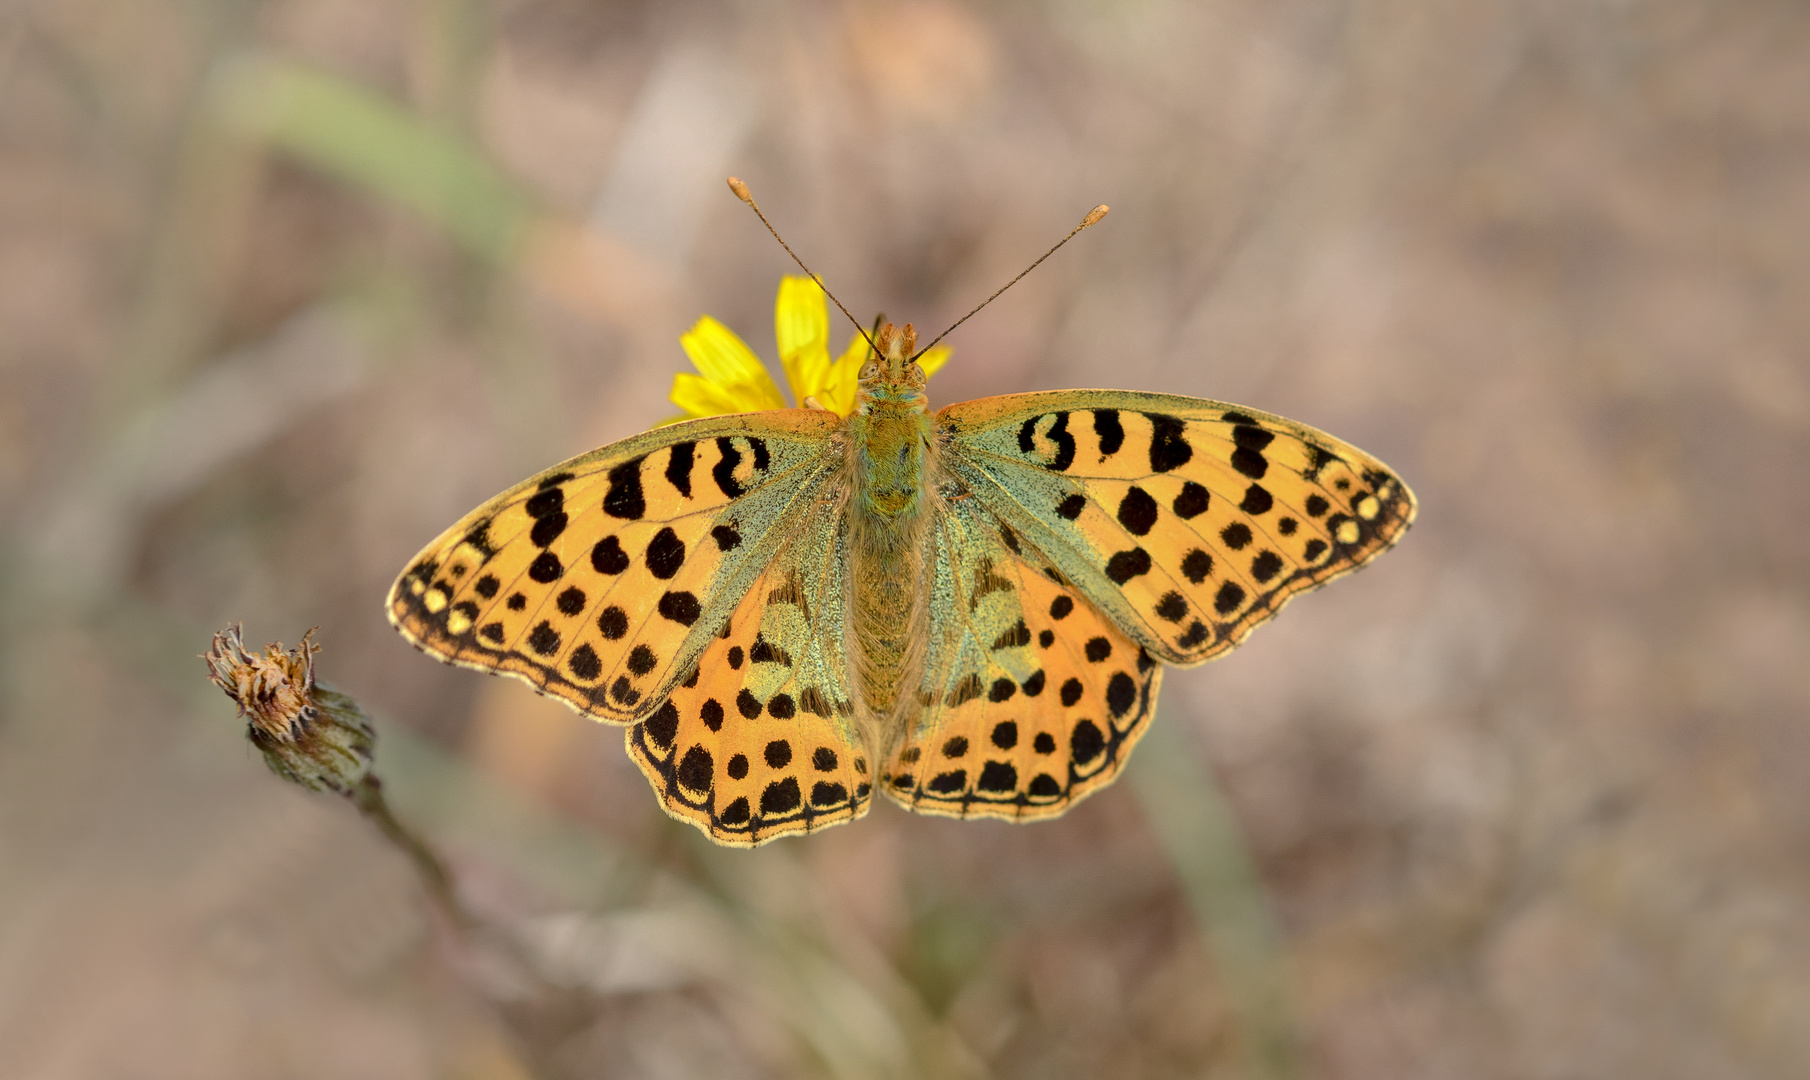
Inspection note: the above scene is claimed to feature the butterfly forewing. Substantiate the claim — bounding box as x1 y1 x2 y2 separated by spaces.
387 410 843 723
628 498 873 845
882 494 1162 820
939 391 1416 666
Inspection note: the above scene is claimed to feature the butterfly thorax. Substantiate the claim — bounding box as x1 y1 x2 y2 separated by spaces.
845 322 935 723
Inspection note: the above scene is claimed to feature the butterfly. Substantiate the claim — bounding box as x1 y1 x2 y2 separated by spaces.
388 330 1414 847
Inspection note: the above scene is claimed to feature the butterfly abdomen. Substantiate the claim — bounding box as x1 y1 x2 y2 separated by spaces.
846 391 935 721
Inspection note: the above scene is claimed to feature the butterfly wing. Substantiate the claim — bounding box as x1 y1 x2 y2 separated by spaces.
627 495 874 845
388 410 843 723
881 493 1162 820
938 391 1416 665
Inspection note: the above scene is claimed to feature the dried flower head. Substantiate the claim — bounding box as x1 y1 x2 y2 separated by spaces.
203 625 375 795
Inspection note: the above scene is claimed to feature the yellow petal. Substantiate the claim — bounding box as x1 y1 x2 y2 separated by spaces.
775 276 831 407
677 316 788 414
917 343 953 379
818 331 870 416
668 372 754 420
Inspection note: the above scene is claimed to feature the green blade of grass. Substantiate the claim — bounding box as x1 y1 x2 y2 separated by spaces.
209 52 536 261
1131 714 1303 1080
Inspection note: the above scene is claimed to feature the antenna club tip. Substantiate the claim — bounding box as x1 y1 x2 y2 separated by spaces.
727 177 754 204
1082 205 1110 227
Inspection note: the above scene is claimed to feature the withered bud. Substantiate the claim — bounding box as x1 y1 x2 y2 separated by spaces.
204 625 374 796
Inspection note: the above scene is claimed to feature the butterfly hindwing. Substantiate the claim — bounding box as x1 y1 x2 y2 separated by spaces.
387 410 843 723
939 391 1416 666
628 499 873 845
882 494 1162 820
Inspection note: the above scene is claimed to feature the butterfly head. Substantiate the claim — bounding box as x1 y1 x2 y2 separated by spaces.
857 322 928 412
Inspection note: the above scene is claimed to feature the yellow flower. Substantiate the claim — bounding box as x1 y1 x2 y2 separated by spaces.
667 276 951 421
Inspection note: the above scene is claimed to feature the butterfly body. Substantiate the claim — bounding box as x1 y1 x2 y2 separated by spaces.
845 325 938 729
390 324 1415 846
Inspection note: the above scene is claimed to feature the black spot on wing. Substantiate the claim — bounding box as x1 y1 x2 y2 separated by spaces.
1251 551 1283 583
1105 547 1152 584
1146 413 1193 472
928 770 966 794
713 437 745 497
644 699 678 748
604 458 646 520
592 536 630 574
1173 482 1210 519
658 590 701 625
1044 412 1076 471
677 745 712 792
524 486 563 519
568 644 602 680
977 761 1017 792
645 528 686 579
1071 720 1105 764
1117 487 1159 536
664 442 695 498
761 777 801 814
1181 549 1213 584
1093 409 1124 458
1230 425 1275 480
527 621 560 656
529 514 567 547
1105 672 1137 717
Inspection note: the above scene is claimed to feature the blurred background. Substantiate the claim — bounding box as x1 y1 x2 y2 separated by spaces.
2 0 1808 1077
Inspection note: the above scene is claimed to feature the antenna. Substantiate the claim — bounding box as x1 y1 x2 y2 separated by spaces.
912 204 1109 360
727 177 877 356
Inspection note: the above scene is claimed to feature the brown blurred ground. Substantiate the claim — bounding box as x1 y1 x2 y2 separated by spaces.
2 1 1808 1078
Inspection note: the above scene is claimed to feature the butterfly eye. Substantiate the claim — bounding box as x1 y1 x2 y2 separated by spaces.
906 361 925 381
859 362 880 381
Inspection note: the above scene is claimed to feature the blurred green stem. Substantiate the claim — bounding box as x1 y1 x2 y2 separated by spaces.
350 773 471 931
1131 715 1303 1080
